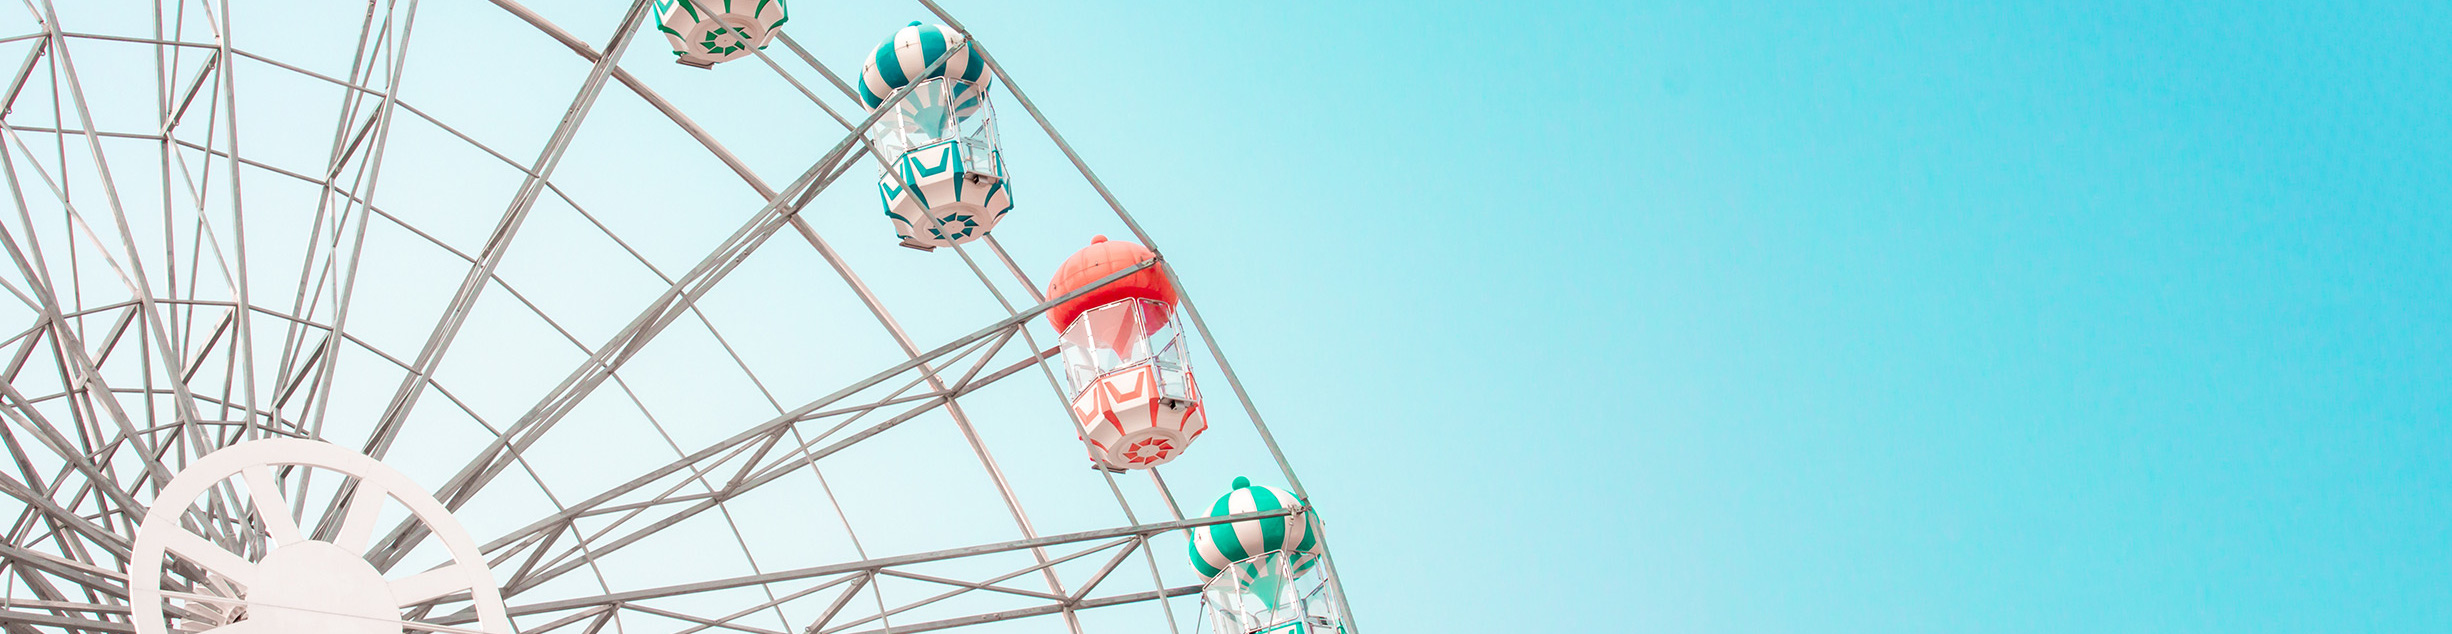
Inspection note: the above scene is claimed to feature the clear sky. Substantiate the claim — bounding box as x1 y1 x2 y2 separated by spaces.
922 0 2452 631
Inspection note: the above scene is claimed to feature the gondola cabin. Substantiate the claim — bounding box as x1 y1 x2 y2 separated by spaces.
1193 478 1349 634
1046 236 1205 470
861 22 1010 250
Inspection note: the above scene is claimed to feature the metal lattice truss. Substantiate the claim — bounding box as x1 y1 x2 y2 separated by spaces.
0 1 1349 633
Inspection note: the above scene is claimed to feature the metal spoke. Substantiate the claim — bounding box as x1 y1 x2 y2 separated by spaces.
361 0 654 460
464 260 1153 575
374 64 960 571
391 562 480 607
436 508 1298 625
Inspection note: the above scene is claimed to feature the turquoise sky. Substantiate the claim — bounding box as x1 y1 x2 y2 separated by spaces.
934 0 2452 631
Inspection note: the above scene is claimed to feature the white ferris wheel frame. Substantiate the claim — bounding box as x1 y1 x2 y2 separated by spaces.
0 0 1352 633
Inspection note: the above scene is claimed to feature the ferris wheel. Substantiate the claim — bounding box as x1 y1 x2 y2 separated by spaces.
0 2 1352 634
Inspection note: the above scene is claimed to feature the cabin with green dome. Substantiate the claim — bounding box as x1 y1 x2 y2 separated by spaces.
1194 477 1349 634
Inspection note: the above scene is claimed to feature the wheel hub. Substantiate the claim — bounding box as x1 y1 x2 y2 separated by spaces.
243 541 401 633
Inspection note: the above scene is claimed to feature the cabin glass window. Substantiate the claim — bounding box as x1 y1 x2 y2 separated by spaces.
1059 298 1189 398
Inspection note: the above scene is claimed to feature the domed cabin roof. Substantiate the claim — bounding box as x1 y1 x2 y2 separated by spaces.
858 21 991 110
1044 236 1175 331
1189 476 1322 580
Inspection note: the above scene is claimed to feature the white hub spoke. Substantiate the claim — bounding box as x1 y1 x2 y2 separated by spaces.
331 479 388 555
159 529 255 584
239 465 301 546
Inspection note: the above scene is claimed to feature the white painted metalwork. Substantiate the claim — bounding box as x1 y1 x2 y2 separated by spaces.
0 1 1350 633
129 438 511 634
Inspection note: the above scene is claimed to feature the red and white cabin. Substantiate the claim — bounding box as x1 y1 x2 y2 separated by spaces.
1046 237 1208 470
